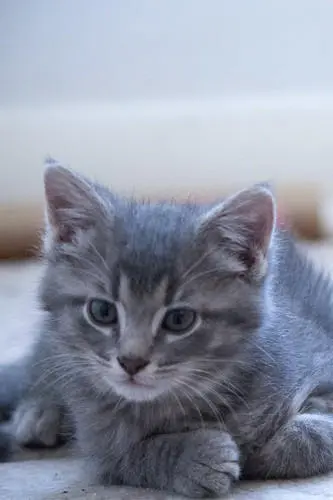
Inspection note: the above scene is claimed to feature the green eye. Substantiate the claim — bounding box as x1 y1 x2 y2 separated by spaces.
87 299 118 326
162 308 197 334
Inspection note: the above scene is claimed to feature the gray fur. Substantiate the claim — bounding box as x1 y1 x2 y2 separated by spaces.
2 164 333 496
0 361 29 459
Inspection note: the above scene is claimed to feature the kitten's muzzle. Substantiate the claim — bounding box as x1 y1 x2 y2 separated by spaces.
117 356 149 376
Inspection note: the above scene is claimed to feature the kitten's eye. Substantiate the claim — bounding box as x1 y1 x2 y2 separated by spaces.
87 299 118 326
162 308 197 334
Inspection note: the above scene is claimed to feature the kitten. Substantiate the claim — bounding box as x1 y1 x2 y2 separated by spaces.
2 163 333 497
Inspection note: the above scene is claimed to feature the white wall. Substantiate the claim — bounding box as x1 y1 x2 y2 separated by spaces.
1 0 333 203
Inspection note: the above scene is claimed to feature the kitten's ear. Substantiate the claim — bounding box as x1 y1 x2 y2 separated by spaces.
44 161 108 244
198 184 276 278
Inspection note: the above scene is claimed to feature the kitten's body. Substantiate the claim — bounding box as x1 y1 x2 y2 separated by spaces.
1 165 333 496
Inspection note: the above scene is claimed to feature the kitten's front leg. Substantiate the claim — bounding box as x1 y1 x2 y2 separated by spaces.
244 413 333 479
12 396 66 448
96 429 240 498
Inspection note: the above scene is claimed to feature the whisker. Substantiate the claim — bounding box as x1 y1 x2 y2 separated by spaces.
179 376 225 428
250 341 276 365
169 390 187 420
174 380 206 429
187 367 248 410
86 240 109 274
194 357 252 368
179 268 227 291
181 247 217 282
200 380 241 421
60 248 108 286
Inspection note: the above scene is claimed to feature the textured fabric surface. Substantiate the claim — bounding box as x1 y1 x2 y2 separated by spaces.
1 244 333 499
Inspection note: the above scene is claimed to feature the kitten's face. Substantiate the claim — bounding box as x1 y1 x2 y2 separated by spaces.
41 163 274 403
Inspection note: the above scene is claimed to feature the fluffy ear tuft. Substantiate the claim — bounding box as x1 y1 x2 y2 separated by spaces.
198 184 276 278
44 163 108 245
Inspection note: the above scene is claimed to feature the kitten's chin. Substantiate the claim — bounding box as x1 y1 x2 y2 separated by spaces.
112 381 167 402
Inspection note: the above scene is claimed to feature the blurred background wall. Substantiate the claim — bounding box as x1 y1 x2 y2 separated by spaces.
1 0 333 254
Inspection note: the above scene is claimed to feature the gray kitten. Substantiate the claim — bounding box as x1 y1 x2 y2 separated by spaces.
2 164 333 497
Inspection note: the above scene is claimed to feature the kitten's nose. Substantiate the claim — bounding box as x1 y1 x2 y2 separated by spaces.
117 356 149 376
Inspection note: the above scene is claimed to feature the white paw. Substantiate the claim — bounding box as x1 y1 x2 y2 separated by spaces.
12 398 62 447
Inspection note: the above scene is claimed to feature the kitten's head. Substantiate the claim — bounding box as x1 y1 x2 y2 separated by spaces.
41 163 275 403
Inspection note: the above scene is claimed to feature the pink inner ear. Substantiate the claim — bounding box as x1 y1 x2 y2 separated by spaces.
44 165 95 243
57 218 76 243
224 187 275 252
198 186 276 271
44 165 112 246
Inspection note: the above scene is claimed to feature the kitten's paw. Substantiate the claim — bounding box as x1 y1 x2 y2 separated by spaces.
174 430 240 498
12 398 62 448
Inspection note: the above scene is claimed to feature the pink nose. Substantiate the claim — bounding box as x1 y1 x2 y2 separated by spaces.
117 356 149 376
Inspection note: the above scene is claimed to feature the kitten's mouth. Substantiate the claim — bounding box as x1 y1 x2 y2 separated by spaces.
110 370 170 401
124 377 155 389
111 375 168 402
